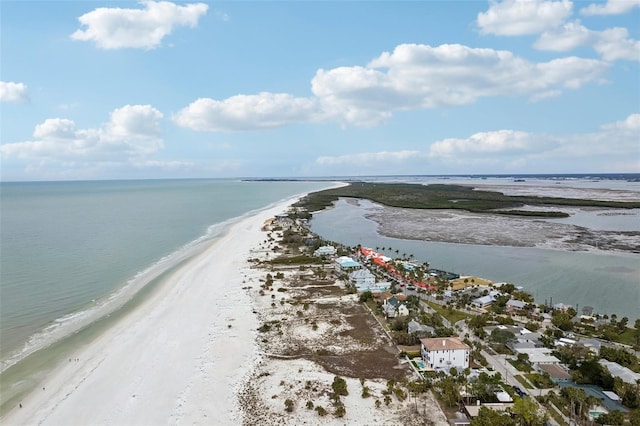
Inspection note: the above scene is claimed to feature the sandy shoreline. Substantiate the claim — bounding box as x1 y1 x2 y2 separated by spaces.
2 199 295 425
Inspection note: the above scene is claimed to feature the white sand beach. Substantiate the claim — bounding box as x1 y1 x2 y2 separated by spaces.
2 199 292 425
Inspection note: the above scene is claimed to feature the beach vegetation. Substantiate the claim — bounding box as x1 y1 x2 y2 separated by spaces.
306 400 314 409
315 405 327 416
284 399 294 412
361 386 371 398
332 376 348 396
333 403 346 418
294 182 640 218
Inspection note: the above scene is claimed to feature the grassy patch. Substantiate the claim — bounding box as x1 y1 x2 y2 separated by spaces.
514 375 534 389
509 359 532 372
525 373 554 389
425 300 471 325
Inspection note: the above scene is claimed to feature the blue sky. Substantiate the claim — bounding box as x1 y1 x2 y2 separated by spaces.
1 0 638 181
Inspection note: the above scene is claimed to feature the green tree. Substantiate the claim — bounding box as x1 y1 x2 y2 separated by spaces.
511 397 547 426
595 409 625 425
471 406 515 426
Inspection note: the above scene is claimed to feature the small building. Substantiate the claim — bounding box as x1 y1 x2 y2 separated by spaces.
384 295 409 318
472 295 495 309
513 347 560 365
349 269 375 288
537 363 571 381
506 299 527 312
334 256 361 272
408 320 435 336
599 360 640 385
314 245 336 257
420 337 470 371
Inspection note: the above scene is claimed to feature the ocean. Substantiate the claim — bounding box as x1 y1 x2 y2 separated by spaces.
0 179 331 409
310 175 640 320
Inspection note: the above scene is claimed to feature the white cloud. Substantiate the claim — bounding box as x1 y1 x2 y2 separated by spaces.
316 150 425 166
429 130 536 158
428 113 640 166
581 0 640 16
173 93 321 132
0 81 29 103
175 43 609 131
71 1 208 49
593 27 640 61
477 0 573 36
535 21 640 61
307 113 639 174
311 44 608 125
1 105 164 161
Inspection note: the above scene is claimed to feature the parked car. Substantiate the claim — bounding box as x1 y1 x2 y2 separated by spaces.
512 385 526 397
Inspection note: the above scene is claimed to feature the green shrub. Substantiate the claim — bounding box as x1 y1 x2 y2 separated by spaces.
332 376 348 396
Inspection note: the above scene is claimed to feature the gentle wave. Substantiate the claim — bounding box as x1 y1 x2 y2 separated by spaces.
0 213 243 373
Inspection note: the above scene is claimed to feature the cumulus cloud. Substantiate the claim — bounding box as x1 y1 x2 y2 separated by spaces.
71 0 208 49
1 105 164 161
477 0 573 36
535 21 640 61
175 43 608 131
173 92 321 132
428 113 640 167
307 113 639 174
581 0 640 16
429 130 536 158
0 81 29 103
311 44 608 125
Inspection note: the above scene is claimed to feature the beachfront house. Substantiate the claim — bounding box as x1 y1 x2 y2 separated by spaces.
314 245 336 257
420 337 470 371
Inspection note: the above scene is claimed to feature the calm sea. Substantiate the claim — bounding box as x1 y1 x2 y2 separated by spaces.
0 179 330 394
310 175 640 321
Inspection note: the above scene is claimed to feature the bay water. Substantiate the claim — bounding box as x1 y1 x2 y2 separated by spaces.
310 176 640 321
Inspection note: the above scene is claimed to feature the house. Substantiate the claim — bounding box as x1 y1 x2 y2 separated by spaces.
314 245 336 257
334 256 361 272
420 337 470 371
512 347 560 365
506 299 528 312
349 268 375 288
599 360 640 385
472 295 495 309
408 320 435 336
383 295 409 318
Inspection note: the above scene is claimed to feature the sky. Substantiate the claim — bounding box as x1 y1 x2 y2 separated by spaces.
1 0 639 181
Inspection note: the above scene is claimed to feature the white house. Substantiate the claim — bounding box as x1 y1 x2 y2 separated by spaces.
383 295 409 318
473 295 495 309
314 245 336 257
420 337 470 371
349 269 375 288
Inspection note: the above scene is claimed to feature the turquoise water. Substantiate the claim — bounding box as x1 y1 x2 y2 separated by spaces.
311 198 640 321
0 179 330 370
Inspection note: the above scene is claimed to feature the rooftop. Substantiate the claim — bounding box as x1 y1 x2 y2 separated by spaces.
421 337 470 351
